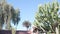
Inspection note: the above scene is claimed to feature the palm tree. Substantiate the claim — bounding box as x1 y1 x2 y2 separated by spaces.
23 21 31 30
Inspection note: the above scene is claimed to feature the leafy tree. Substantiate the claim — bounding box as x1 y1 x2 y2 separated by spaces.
33 1 60 34
23 21 31 30
0 0 20 30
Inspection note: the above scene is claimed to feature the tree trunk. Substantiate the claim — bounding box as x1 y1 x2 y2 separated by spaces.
55 27 59 34
6 16 11 30
11 28 16 34
0 23 2 30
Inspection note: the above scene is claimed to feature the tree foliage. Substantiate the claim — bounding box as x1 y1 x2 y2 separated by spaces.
23 21 31 30
33 1 60 32
0 0 20 30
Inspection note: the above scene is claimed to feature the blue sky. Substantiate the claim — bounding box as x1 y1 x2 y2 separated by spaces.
7 0 60 30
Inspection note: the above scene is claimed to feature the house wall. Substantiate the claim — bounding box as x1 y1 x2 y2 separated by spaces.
0 30 12 34
0 30 31 34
